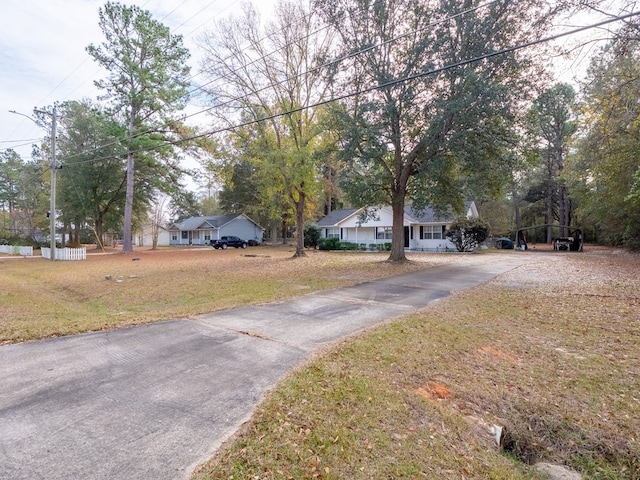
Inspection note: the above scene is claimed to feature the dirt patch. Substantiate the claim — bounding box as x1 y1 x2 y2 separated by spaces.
415 381 452 400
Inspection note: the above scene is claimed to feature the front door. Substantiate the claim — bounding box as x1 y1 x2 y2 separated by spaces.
404 226 410 248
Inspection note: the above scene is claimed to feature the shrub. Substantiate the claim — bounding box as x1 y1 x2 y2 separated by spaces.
339 242 358 251
304 224 321 248
445 217 490 252
318 237 341 250
623 223 640 251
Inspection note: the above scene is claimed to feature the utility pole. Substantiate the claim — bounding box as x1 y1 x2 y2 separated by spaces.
9 107 58 261
49 107 57 261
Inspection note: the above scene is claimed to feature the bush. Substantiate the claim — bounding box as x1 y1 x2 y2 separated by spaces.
318 237 341 250
304 224 321 248
339 241 358 251
368 243 390 252
623 223 640 251
446 217 490 252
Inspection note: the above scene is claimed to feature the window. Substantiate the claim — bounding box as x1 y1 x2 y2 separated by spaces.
419 225 445 239
376 227 392 240
181 231 188 239
326 228 340 238
171 233 177 241
204 234 211 241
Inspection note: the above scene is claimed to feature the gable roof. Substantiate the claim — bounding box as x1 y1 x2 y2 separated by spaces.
317 208 361 227
170 213 258 231
404 205 454 223
318 206 416 227
405 201 477 224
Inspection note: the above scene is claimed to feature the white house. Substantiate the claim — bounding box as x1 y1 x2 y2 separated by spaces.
168 213 264 246
317 202 479 251
137 225 171 247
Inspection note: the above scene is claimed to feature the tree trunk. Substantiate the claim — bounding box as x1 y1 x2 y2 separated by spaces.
61 224 67 248
95 214 104 250
122 109 136 254
557 148 569 237
293 190 306 257
388 194 407 262
546 155 554 244
559 183 569 236
281 220 287 245
512 187 522 232
122 152 134 253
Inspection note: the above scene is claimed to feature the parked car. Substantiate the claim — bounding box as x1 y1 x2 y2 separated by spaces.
247 239 260 246
494 237 514 249
210 235 248 249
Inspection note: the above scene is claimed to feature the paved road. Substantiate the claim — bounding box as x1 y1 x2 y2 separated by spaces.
0 254 537 480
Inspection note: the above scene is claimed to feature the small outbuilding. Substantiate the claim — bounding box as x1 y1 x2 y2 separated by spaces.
168 213 263 246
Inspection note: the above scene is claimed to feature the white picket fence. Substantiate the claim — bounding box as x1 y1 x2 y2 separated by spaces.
41 247 86 261
0 245 33 256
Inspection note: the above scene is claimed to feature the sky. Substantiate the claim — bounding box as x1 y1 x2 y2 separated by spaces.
0 0 635 165
0 0 277 161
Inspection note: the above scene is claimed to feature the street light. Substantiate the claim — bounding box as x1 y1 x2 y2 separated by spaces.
9 107 59 261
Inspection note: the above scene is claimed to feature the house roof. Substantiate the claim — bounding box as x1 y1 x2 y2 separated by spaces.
317 208 361 227
405 205 452 223
405 201 476 223
171 213 256 231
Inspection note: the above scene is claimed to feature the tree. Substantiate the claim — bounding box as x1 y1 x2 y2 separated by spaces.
0 149 23 225
169 190 201 221
55 100 129 246
146 192 168 250
446 217 490 252
316 0 559 262
199 0 334 256
526 83 577 242
218 160 262 216
87 2 191 253
572 21 640 248
0 149 47 241
304 223 321 248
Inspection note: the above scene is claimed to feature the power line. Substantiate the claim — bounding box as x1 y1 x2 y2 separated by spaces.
182 9 640 141
187 0 501 116
59 1 500 165
60 9 640 170
0 138 41 144
21 1 235 118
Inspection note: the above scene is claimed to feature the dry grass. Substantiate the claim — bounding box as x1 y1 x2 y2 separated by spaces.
0 245 454 344
3 244 638 478
193 247 640 480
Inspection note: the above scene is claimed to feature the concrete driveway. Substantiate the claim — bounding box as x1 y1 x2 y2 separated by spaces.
0 253 536 480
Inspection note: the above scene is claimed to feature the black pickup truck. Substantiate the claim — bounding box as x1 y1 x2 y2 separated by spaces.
209 235 248 249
